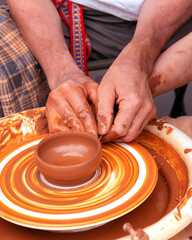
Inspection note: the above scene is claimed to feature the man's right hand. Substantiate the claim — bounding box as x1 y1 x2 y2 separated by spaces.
46 71 98 136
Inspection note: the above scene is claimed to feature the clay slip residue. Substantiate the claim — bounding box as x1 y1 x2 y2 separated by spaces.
149 74 161 95
174 188 192 221
184 148 192 154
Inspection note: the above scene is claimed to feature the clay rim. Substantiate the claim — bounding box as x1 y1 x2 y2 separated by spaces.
34 131 102 180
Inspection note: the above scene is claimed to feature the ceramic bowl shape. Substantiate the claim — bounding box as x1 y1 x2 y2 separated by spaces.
35 131 102 183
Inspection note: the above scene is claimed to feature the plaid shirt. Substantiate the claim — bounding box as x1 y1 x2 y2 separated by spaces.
0 8 50 118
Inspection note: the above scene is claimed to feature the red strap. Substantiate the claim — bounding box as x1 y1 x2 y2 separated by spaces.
52 0 91 75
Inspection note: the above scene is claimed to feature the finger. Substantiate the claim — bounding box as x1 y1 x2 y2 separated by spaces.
107 97 141 139
117 103 156 142
86 81 98 122
46 91 85 132
102 107 155 143
101 91 149 143
63 83 97 135
97 82 115 135
86 81 98 107
100 126 119 143
45 102 70 133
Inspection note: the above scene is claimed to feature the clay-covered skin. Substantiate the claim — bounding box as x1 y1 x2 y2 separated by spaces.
35 131 102 182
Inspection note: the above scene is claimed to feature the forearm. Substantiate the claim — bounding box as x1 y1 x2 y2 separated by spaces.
124 0 192 75
7 0 79 89
149 33 192 97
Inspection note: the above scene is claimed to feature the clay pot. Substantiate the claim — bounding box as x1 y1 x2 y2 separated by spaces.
35 131 102 183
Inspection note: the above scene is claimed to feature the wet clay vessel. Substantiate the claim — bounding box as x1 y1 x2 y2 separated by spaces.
35 131 102 183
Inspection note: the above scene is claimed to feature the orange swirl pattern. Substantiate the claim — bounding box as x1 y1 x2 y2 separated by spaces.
0 135 157 231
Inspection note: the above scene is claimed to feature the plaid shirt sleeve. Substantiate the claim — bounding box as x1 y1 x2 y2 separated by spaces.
0 8 50 118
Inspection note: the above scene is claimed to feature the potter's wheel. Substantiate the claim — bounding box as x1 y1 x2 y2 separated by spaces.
0 134 157 232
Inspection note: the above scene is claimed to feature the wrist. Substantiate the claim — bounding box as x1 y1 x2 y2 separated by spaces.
122 40 156 76
46 50 81 90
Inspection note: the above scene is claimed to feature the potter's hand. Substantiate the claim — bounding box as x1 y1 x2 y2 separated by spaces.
97 43 156 142
46 71 98 136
